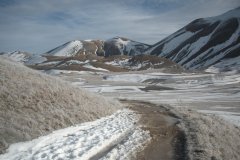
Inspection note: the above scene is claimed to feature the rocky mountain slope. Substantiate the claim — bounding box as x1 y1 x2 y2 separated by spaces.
146 7 240 70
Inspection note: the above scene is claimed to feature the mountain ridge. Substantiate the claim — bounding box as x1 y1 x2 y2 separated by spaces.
145 6 240 70
43 37 150 57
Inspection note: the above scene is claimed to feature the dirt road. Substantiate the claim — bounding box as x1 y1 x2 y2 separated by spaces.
121 100 187 160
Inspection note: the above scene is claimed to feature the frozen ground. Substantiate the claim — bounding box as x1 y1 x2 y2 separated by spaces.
47 69 240 126
0 109 150 160
2 65 239 159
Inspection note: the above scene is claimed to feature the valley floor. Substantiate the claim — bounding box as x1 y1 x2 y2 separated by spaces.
1 68 240 159
49 69 240 126
46 68 240 159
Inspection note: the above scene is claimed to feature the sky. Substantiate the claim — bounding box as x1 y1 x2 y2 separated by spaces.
0 0 239 54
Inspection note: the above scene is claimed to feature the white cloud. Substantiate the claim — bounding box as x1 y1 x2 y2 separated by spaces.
0 0 239 53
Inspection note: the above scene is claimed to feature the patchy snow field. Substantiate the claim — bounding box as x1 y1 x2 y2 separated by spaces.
0 110 150 160
47 69 240 126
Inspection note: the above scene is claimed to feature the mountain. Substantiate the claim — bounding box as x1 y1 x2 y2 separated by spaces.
146 7 240 70
104 37 150 56
44 40 105 57
0 51 47 65
206 56 240 73
0 51 33 63
43 37 150 57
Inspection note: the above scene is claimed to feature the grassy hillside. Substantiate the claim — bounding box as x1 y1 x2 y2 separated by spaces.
0 57 122 153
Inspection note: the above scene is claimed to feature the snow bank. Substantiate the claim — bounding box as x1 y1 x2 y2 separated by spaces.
0 57 121 153
0 109 150 160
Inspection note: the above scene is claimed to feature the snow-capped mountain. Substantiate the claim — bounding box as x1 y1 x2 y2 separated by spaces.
146 7 240 70
104 37 150 56
45 40 83 57
0 51 33 63
0 51 47 65
44 40 105 57
43 37 150 57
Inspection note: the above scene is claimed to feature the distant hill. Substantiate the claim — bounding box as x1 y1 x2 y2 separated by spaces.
0 51 32 63
0 51 46 65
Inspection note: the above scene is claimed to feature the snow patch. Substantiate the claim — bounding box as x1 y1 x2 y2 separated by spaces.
44 69 95 76
0 109 150 160
83 64 109 72
104 74 157 83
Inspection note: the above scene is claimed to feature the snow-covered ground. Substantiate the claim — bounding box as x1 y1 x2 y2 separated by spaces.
83 64 109 72
49 70 240 126
2 66 239 159
105 59 129 67
0 109 150 160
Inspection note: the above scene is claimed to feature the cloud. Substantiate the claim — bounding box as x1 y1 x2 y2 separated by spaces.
0 0 239 53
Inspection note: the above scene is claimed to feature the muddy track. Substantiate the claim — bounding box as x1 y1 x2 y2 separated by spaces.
120 100 188 160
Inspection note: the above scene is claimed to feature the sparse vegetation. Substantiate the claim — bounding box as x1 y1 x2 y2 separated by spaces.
0 58 122 153
174 108 240 160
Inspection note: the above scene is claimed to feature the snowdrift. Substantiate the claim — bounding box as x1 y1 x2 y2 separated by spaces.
0 58 121 153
